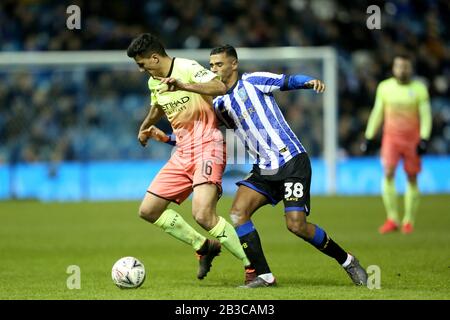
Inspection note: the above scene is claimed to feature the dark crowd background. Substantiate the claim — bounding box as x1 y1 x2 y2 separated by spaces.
0 0 448 163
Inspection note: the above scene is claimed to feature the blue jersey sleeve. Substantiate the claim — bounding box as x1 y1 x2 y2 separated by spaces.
242 72 286 93
281 74 315 91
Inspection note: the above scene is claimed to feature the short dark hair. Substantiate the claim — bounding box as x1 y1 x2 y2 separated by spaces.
210 44 238 60
127 33 167 58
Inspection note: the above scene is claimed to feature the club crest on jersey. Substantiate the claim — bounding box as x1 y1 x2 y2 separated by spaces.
238 88 248 102
408 89 415 97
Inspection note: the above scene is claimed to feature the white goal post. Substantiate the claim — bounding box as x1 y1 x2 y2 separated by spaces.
0 47 338 194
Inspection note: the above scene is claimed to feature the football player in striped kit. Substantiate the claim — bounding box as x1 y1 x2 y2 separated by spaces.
209 45 368 288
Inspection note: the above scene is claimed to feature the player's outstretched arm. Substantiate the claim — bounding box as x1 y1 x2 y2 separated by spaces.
154 76 226 96
281 74 325 93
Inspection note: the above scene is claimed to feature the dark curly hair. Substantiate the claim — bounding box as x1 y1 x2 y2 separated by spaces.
127 33 167 58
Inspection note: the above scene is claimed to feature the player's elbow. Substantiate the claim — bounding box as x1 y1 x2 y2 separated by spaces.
213 80 227 96
217 81 227 96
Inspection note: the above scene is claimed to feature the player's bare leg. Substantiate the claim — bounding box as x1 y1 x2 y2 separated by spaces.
192 183 251 279
380 166 400 233
403 174 419 233
190 183 221 279
139 192 209 266
230 185 275 287
139 192 170 223
192 183 221 230
285 210 368 286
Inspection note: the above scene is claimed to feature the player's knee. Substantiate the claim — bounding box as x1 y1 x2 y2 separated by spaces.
385 168 395 180
138 204 159 223
229 205 250 227
192 206 215 230
138 206 151 221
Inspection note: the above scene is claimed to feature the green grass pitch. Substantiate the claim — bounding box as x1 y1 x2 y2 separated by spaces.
1 195 449 300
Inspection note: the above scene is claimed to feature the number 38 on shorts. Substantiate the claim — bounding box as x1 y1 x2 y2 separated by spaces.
284 182 304 199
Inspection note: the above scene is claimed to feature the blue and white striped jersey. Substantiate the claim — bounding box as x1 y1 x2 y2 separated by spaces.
213 72 306 170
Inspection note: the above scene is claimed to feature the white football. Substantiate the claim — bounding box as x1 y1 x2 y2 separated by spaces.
111 257 146 289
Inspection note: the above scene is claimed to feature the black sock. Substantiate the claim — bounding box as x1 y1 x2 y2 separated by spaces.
238 228 271 275
317 235 348 265
307 224 348 265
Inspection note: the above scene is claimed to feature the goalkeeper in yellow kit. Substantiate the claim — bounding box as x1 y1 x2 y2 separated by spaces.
361 55 432 234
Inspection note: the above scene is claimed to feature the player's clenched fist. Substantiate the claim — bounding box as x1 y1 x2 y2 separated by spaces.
154 76 182 93
138 125 171 147
138 128 151 147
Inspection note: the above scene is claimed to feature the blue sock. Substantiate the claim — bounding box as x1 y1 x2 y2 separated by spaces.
308 224 326 247
235 220 255 237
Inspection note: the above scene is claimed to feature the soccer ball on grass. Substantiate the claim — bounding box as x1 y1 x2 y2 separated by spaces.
111 257 146 289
